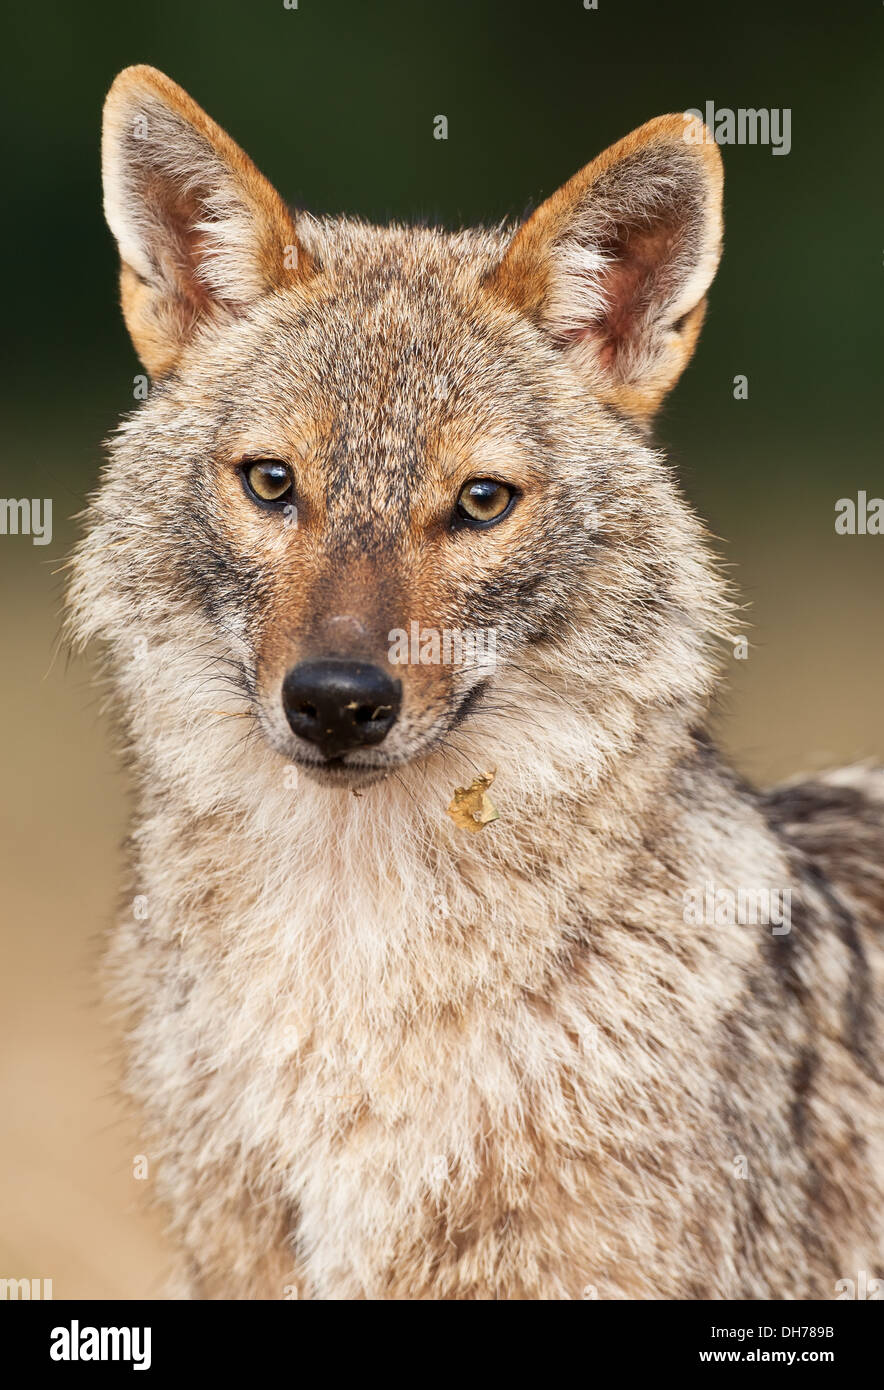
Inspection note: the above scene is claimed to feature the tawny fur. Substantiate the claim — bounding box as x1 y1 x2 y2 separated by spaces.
67 67 882 1300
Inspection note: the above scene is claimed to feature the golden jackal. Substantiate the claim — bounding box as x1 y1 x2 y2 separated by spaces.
68 66 883 1299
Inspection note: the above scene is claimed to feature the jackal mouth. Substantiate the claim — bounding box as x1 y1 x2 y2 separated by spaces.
288 753 393 790
282 680 492 788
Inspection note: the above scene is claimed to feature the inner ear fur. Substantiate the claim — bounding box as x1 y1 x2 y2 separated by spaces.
488 114 723 423
102 65 313 376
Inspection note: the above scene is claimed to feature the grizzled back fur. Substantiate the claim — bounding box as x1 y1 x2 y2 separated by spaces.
67 67 882 1299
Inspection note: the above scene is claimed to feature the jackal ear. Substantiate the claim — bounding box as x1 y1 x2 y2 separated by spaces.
489 114 723 423
102 66 312 377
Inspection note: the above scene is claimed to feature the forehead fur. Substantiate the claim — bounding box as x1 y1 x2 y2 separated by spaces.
167 217 588 526
182 216 548 408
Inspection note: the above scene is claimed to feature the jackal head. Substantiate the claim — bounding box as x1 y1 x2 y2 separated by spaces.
72 66 726 793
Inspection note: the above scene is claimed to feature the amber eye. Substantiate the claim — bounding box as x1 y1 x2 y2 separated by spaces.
241 460 294 506
454 479 516 528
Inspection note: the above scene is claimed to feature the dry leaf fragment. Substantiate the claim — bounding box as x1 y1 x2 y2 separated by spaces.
446 770 499 833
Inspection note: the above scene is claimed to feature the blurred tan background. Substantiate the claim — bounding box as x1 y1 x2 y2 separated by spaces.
1 0 881 1299
0 523 170 1297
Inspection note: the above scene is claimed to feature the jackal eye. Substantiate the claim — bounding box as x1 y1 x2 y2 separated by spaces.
241 460 294 506
455 479 515 528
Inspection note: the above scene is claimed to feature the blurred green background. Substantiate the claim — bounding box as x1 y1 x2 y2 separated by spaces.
3 0 882 514
0 0 881 1296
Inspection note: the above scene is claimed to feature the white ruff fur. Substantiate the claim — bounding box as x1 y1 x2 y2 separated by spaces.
88 594 797 1298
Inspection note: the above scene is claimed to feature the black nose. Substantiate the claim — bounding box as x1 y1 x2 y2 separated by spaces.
282 660 402 758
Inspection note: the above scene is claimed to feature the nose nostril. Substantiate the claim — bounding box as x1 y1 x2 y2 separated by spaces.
352 704 392 725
